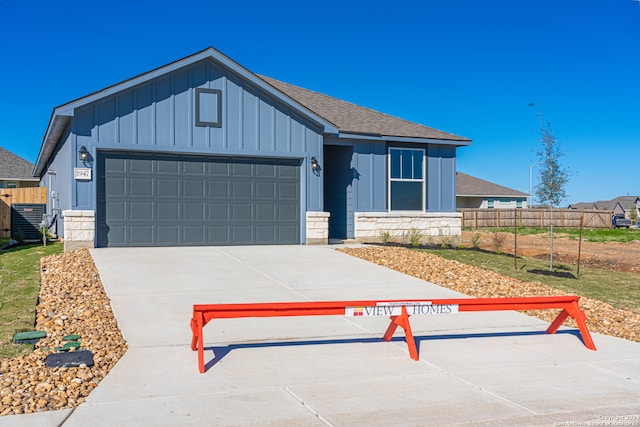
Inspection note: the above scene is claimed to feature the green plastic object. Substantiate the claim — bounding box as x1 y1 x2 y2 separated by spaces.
55 342 80 352
13 331 46 341
63 341 80 349
63 334 81 341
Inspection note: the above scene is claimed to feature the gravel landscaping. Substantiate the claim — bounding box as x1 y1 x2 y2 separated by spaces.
0 249 127 416
339 246 639 344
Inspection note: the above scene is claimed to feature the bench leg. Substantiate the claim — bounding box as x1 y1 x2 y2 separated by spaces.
567 302 597 351
190 317 198 351
547 303 597 351
191 312 206 373
546 309 570 335
383 307 419 361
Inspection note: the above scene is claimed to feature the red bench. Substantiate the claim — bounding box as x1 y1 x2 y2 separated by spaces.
190 296 596 373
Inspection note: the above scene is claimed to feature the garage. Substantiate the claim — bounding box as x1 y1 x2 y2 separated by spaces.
96 152 300 247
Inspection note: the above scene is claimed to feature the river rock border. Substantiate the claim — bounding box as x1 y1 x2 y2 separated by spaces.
0 249 127 416
338 246 639 343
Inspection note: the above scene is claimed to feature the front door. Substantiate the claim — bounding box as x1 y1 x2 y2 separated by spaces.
323 145 353 239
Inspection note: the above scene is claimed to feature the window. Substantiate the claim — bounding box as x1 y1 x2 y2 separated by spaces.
195 88 222 127
487 199 494 209
6 182 17 189
516 200 523 208
388 148 425 211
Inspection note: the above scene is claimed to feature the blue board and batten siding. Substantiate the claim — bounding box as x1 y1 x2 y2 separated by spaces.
427 144 457 212
64 59 324 225
42 127 73 233
324 139 457 238
334 139 457 213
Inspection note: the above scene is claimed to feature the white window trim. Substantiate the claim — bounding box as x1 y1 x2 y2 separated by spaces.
388 147 426 211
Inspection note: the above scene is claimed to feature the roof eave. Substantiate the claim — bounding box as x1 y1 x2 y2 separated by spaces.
336 132 472 146
457 193 529 198
34 113 71 177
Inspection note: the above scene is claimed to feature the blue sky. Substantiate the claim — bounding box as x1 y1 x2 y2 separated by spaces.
1 0 638 205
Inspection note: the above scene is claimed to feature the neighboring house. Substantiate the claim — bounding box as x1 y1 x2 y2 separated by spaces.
34 47 471 250
567 202 597 211
569 196 640 219
0 147 39 188
456 172 528 209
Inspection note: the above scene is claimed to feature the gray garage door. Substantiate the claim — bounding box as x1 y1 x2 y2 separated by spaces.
96 152 300 247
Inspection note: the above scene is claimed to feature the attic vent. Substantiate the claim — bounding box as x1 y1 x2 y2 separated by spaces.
195 88 222 127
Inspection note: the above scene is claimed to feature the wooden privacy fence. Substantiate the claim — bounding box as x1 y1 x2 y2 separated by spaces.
0 187 46 238
459 208 611 229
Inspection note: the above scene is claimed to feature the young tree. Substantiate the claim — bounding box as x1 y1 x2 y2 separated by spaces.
532 107 569 271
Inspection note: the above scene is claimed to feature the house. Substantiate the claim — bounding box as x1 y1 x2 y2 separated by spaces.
456 172 529 209
567 202 597 211
0 147 39 188
569 196 640 219
34 47 471 250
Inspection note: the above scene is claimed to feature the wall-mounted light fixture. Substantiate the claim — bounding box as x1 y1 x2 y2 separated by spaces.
310 156 319 172
79 146 88 162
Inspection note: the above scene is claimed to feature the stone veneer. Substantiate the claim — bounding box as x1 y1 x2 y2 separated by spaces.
62 210 95 251
58 210 457 249
354 212 462 244
306 211 330 245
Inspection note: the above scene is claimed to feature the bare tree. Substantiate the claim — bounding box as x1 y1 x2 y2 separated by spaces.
530 103 569 271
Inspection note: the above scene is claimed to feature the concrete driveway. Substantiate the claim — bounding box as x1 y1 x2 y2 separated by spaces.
6 245 640 426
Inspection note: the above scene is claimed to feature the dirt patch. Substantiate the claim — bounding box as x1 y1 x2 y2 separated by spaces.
462 231 640 274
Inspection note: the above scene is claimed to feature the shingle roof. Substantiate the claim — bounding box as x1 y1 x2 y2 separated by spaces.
259 75 470 143
456 172 528 197
570 196 640 211
567 202 597 210
598 196 640 211
0 147 37 180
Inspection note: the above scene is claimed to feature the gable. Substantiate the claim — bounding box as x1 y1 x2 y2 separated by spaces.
35 47 337 176
71 59 324 154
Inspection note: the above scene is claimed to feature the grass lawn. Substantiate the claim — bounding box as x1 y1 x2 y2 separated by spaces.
472 226 640 243
425 247 640 314
0 242 63 358
558 227 640 242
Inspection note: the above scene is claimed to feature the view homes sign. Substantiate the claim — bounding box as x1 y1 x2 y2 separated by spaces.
345 302 459 317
